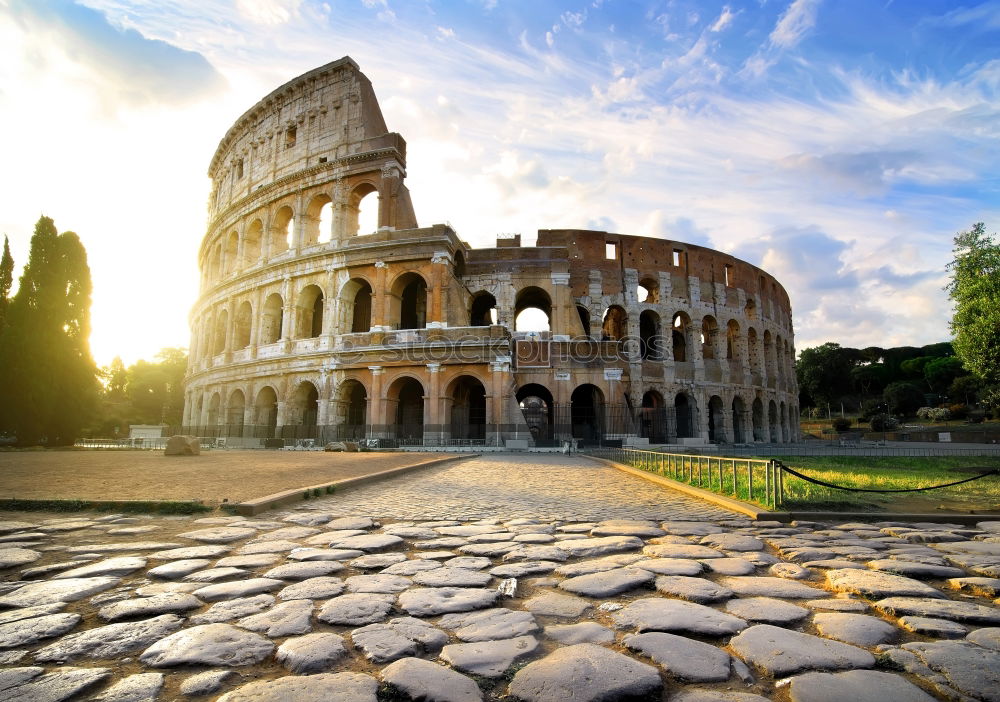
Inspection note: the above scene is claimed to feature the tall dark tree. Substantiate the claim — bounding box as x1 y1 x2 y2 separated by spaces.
0 236 12 330
0 216 98 445
947 222 1000 385
795 342 858 407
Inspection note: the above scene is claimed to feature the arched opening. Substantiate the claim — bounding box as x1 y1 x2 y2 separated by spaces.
234 301 252 349
732 397 747 443
672 312 690 362
388 377 424 440
752 398 765 441
514 287 551 332
638 276 659 303
350 184 379 237
675 392 696 439
295 285 324 338
577 306 591 337
254 387 278 435
224 231 238 275
338 278 372 334
293 382 320 429
336 379 367 439
449 376 487 441
271 206 294 254
262 293 283 344
227 390 246 429
304 194 333 246
243 219 263 265
744 298 757 320
213 309 228 355
747 327 761 377
780 401 788 443
640 390 667 443
601 306 627 341
517 383 554 444
454 251 466 278
726 319 740 360
764 330 776 379
768 400 779 442
470 292 498 327
207 393 221 426
701 316 718 360
211 244 222 282
707 395 725 443
392 273 427 330
571 384 605 443
639 310 661 360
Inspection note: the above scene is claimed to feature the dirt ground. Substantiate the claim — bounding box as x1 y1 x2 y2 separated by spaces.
0 449 452 505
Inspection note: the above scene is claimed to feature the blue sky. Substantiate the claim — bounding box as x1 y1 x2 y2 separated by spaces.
1 0 998 365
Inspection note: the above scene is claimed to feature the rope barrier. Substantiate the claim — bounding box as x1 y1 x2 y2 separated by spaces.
778 464 1000 493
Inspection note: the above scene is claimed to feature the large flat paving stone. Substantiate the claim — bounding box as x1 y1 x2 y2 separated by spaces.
177 527 257 543
0 549 41 569
216 672 378 702
787 670 936 702
643 544 724 559
826 569 944 598
412 567 491 587
655 575 732 603
553 536 644 557
554 554 646 577
438 608 538 642
522 591 592 618
398 587 498 616
382 656 483 702
52 557 145 579
192 578 283 602
866 559 964 579
717 576 823 598
346 574 413 593
901 640 1000 702
190 594 275 624
90 672 164 702
237 599 313 637
351 617 447 663
545 622 614 644
613 598 746 636
35 614 183 661
632 558 704 575
0 612 80 648
275 632 347 673
700 533 764 551
263 561 344 580
149 545 230 560
729 624 875 676
328 534 404 551
440 635 539 677
97 593 203 621
966 626 1000 650
874 596 1000 624
558 567 655 597
147 558 211 579
0 666 110 702
670 692 770 702
139 623 274 667
724 597 809 624
812 612 898 646
0 576 119 607
317 593 395 625
507 642 661 701
623 631 732 681
278 576 345 600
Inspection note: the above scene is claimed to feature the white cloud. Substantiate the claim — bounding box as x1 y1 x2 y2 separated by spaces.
710 6 736 32
235 0 301 25
769 0 821 49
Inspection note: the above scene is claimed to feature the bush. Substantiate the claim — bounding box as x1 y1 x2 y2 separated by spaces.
869 414 900 432
831 417 852 432
948 403 969 420
916 407 951 422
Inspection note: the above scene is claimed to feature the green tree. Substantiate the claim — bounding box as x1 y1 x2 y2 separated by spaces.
947 222 1000 385
923 356 966 394
0 236 12 331
883 381 925 416
0 216 98 445
948 375 983 405
796 342 858 407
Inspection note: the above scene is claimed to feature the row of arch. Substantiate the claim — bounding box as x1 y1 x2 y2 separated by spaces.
202 185 380 287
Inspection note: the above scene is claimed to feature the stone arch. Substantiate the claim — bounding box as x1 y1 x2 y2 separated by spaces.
289 381 320 428
254 386 279 432
732 396 747 443
577 305 591 337
640 390 667 443
234 301 252 349
227 389 246 427
349 182 379 237
295 284 325 338
210 243 223 282
747 327 761 376
470 292 498 327
571 384 605 442
261 293 284 344
638 275 660 304
338 277 373 334
334 379 368 439
270 205 294 254
390 272 428 330
514 286 552 332
386 376 424 440
701 315 719 360
751 397 765 441
207 392 222 425
764 330 776 380
517 383 554 444
672 312 691 362
707 395 725 442
304 193 333 246
213 309 229 355
454 250 467 278
744 298 758 321
224 231 239 275
780 401 788 443
243 219 263 265
601 306 628 342
675 391 697 439
639 310 661 360
726 319 740 360
447 375 487 441
768 399 779 442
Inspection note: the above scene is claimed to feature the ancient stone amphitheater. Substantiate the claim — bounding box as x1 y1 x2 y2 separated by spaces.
183 57 798 448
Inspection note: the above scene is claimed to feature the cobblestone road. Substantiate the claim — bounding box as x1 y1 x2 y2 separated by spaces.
291 453 736 522
0 453 998 701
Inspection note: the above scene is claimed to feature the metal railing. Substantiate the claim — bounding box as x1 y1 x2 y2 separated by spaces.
591 446 783 509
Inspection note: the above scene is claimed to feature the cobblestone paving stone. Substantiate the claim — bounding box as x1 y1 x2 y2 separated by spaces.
0 454 998 701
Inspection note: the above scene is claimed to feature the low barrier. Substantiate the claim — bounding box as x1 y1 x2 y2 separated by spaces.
590 447 783 509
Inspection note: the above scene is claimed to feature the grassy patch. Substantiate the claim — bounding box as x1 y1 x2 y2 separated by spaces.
772 455 1000 512
0 498 211 515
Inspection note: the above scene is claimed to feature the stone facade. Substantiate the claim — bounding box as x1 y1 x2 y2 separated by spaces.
184 57 799 447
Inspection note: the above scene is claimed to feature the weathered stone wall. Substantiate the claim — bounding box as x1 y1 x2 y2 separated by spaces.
184 58 799 447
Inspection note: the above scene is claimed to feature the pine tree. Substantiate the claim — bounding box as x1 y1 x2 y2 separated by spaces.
1 216 98 445
0 236 12 331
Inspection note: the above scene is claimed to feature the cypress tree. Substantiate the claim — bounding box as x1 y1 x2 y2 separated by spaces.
0 236 12 330
1 216 98 445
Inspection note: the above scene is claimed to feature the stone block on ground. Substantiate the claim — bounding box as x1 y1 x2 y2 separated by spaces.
165 435 200 456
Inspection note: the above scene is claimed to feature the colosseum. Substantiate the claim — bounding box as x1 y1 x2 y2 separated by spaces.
183 57 799 448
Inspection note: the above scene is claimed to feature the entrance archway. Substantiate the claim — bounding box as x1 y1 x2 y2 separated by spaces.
732 396 747 443
640 390 667 443
675 392 696 439
516 384 554 445
449 376 487 441
707 395 725 443
335 379 367 439
388 377 424 440
571 384 605 443
254 386 278 437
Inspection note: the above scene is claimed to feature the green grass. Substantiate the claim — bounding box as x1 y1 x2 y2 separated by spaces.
771 455 1000 511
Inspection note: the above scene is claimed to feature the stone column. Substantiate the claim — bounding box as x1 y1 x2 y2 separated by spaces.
280 276 293 352
428 253 450 327
373 261 388 329
425 363 443 445
368 366 385 439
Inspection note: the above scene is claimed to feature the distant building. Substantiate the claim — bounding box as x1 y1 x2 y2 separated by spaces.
183 57 798 447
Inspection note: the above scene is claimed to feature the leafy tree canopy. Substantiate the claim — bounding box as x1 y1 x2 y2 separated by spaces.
947 222 1000 385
